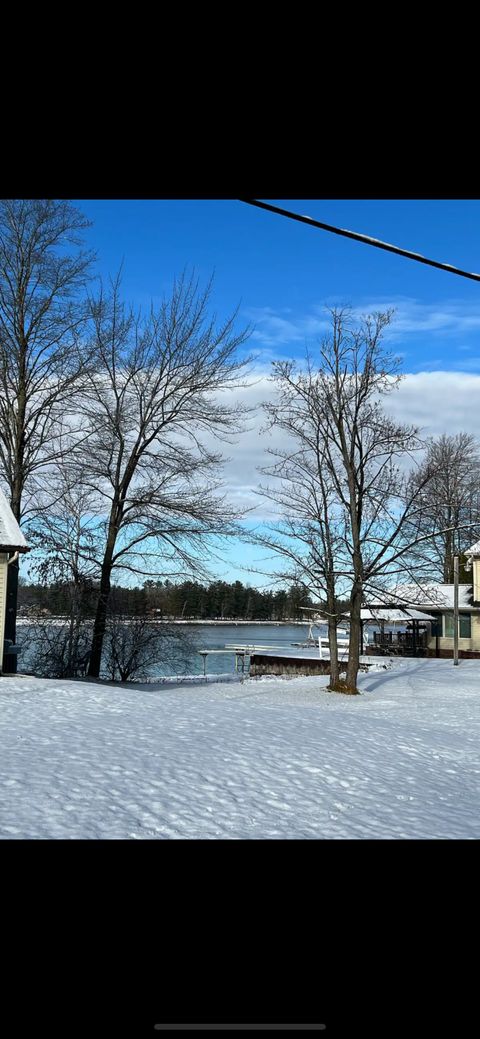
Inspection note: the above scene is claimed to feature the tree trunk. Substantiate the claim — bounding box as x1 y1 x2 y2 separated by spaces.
327 613 340 687
87 560 112 678
444 515 453 583
345 583 362 694
87 499 121 678
326 583 340 688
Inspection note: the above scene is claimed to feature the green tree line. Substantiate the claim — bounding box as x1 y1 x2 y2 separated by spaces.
18 578 315 621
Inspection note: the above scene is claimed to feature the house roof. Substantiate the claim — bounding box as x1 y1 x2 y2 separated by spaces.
366 582 474 611
466 539 480 556
0 487 29 552
361 607 436 623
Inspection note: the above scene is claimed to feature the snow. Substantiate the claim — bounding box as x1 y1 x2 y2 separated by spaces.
1 659 480 839
466 539 480 556
360 607 435 622
370 582 474 610
0 486 28 550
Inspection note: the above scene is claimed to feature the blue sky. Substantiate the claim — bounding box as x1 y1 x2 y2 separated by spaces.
77 199 480 370
74 199 480 585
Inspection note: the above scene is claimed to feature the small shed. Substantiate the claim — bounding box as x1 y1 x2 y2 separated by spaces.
0 487 29 673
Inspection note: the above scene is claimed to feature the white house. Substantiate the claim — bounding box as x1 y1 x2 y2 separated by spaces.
365 539 480 658
0 487 29 672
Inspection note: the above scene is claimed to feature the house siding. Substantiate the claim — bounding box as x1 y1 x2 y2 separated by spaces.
427 611 480 656
474 558 480 604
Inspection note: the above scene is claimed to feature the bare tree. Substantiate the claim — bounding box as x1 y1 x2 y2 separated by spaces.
25 464 199 681
257 388 346 687
405 433 480 582
80 271 251 678
27 617 93 680
262 307 437 694
0 199 94 671
103 609 197 682
26 462 100 677
0 199 94 519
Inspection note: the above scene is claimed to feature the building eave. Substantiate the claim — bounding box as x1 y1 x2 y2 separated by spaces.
0 544 30 554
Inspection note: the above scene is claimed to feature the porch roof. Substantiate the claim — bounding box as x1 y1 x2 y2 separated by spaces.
361 607 436 623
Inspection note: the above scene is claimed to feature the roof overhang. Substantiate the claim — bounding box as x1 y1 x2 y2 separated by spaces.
0 544 30 554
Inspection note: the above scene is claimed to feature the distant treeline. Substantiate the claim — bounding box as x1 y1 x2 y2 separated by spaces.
143 579 316 620
18 578 321 621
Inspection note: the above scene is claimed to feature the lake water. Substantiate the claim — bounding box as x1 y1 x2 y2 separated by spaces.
16 620 324 680
151 622 322 678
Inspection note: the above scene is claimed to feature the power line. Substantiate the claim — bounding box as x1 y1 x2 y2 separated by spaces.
238 198 480 283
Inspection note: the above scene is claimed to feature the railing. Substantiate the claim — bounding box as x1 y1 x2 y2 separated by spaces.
372 631 428 656
198 648 248 678
318 633 369 658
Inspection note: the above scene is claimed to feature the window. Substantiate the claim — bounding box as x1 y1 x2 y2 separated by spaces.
442 613 471 638
459 613 472 639
444 614 454 637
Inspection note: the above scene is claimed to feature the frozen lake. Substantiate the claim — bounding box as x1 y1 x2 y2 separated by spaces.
16 620 320 679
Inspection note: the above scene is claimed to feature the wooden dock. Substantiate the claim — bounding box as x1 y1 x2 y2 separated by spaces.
198 642 378 678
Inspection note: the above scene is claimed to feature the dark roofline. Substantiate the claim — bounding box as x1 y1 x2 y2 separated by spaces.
0 545 30 554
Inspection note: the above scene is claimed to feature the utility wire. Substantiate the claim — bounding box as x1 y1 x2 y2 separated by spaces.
238 199 480 283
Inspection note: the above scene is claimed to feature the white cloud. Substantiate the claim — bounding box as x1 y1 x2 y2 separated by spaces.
245 297 480 352
211 369 480 519
19 363 480 585
247 307 329 347
387 370 480 437
355 299 480 335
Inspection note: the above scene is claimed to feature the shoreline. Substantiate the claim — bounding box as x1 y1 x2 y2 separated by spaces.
17 618 308 626
152 619 307 625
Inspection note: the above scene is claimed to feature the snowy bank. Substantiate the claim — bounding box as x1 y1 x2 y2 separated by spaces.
1 659 480 839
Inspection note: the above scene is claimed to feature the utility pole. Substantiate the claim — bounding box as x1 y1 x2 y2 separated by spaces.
453 555 459 666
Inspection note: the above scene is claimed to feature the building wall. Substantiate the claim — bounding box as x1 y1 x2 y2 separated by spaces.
0 553 8 673
427 611 480 655
474 558 480 603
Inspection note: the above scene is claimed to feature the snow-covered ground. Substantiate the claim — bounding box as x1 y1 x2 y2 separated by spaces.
1 658 480 839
